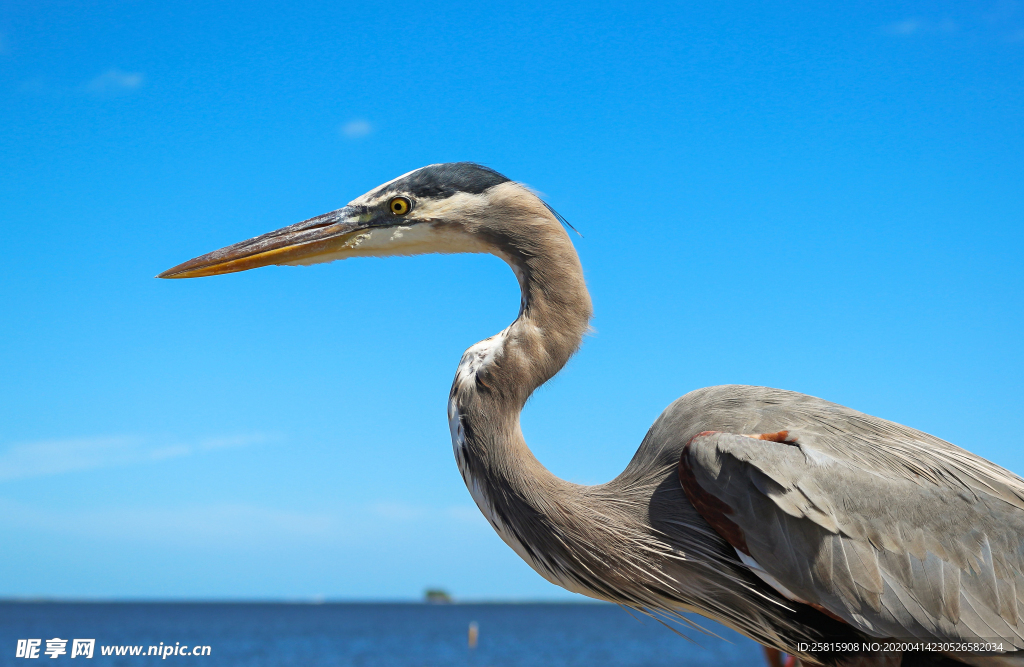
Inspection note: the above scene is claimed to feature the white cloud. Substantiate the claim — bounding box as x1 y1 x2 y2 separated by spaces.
0 436 143 481
0 433 270 481
882 17 957 35
370 501 427 521
445 505 486 523
880 18 921 34
340 119 373 139
0 498 482 547
370 501 486 524
884 18 923 34
149 444 192 460
85 68 144 93
0 498 334 544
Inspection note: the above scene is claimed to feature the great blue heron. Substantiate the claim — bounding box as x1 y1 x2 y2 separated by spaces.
160 163 1024 667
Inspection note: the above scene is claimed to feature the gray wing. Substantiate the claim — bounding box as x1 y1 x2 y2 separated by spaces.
681 414 1024 647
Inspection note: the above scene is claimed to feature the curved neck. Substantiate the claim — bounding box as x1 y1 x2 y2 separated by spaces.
442 186 823 644
448 188 592 469
462 226 592 408
446 184 596 593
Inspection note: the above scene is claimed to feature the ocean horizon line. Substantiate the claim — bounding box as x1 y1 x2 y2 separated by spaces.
0 597 611 605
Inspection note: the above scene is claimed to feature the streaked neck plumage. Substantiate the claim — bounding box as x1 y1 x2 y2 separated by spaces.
441 183 822 647
440 185 785 638
445 182 596 593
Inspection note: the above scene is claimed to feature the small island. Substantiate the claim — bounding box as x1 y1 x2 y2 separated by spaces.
424 588 452 604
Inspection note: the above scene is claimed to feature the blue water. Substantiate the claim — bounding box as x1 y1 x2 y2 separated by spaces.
0 602 763 666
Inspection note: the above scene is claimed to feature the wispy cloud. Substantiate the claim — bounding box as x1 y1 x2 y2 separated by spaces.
0 433 270 481
369 501 485 524
0 436 143 481
0 498 334 544
340 119 373 139
882 17 958 35
0 498 482 547
884 18 923 34
881 6 1024 40
84 68 144 93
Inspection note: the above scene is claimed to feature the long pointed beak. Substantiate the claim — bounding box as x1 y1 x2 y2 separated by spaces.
158 206 370 279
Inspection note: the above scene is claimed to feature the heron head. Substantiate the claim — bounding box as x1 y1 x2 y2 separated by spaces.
158 162 561 279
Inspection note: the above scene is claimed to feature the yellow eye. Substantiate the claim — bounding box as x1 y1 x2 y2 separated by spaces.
389 197 411 215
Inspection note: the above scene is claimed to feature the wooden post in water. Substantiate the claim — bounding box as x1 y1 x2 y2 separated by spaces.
468 621 479 649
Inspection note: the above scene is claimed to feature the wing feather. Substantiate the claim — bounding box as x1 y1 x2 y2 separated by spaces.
680 426 1024 647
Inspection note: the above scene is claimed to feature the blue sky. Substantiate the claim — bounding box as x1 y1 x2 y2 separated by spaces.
1 1 1022 601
